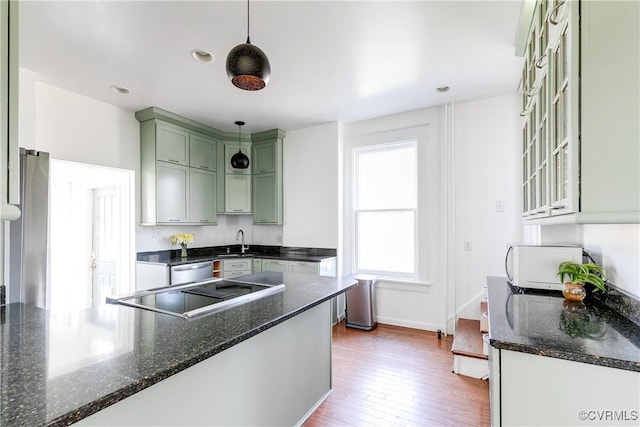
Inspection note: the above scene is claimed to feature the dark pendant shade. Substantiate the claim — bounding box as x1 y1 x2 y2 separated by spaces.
226 40 271 91
231 120 250 169
230 150 250 169
226 0 271 91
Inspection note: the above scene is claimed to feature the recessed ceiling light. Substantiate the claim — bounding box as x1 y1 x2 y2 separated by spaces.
110 85 130 94
436 86 450 93
191 49 214 63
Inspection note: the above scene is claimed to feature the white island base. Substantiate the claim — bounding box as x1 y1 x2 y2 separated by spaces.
79 301 332 426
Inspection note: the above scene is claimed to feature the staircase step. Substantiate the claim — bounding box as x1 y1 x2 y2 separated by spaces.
451 318 488 360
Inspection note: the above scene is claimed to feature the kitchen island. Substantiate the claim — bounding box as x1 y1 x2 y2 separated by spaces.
0 272 356 426
486 276 640 426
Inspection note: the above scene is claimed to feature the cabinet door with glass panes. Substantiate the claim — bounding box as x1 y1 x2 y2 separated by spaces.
521 0 577 218
547 0 578 216
521 0 549 217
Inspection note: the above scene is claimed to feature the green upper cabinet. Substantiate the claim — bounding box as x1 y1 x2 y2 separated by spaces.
224 174 251 213
136 107 286 224
251 130 285 225
221 140 252 214
253 173 278 222
190 168 217 223
156 121 189 165
137 108 223 225
252 141 277 174
156 161 189 223
189 132 217 171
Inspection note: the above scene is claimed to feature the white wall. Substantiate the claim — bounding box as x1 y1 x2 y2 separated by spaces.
136 215 283 253
538 224 640 298
343 107 447 331
341 94 522 333
283 122 341 249
23 72 283 254
452 94 522 325
581 225 640 297
32 81 140 171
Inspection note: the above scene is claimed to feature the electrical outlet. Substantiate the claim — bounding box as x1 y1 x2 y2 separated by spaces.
496 201 504 213
464 241 472 251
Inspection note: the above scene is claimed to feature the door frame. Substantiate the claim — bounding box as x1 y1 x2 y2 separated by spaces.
49 160 135 311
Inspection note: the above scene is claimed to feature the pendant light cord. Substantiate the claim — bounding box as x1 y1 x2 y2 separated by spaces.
237 122 243 153
246 0 251 44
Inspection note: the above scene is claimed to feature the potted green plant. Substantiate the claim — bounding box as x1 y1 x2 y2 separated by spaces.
557 261 606 301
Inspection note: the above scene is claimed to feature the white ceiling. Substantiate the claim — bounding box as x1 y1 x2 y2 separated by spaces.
19 1 525 133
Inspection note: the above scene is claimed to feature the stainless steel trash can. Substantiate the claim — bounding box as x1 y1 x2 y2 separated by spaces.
345 275 377 330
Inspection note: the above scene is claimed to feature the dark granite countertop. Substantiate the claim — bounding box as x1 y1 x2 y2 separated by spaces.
137 245 337 266
486 276 640 372
0 272 356 427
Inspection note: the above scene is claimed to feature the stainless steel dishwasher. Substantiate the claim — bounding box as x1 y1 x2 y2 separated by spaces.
170 261 214 285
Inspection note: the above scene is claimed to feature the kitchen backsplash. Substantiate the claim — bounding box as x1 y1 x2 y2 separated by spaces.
594 284 640 327
137 245 337 263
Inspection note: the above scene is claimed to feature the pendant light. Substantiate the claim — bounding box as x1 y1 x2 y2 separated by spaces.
226 0 271 91
230 121 250 169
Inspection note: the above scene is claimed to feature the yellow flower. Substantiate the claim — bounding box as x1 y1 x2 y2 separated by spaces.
169 233 195 245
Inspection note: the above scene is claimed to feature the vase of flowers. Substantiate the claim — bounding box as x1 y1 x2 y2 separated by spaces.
170 233 194 258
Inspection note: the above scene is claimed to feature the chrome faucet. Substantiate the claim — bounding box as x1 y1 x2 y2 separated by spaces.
236 229 249 254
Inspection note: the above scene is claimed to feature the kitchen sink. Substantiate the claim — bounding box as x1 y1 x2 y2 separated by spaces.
107 278 285 319
216 253 255 258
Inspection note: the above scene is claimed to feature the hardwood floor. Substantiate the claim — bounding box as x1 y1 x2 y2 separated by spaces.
303 322 490 427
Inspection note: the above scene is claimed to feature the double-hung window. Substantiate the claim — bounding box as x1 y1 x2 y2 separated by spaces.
353 140 417 278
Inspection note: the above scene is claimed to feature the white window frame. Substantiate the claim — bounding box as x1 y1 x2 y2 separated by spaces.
352 140 418 280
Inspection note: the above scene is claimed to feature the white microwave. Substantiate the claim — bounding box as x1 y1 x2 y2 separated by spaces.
505 245 583 291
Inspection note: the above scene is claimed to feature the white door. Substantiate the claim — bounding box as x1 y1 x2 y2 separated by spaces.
92 187 118 306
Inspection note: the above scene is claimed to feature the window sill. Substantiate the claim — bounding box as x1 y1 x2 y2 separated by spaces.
375 279 432 293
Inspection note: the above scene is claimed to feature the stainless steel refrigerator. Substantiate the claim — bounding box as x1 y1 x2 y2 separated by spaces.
8 149 49 308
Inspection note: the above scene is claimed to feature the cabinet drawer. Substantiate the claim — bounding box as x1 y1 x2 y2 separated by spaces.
289 261 318 275
262 260 288 273
224 270 252 278
223 259 252 271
